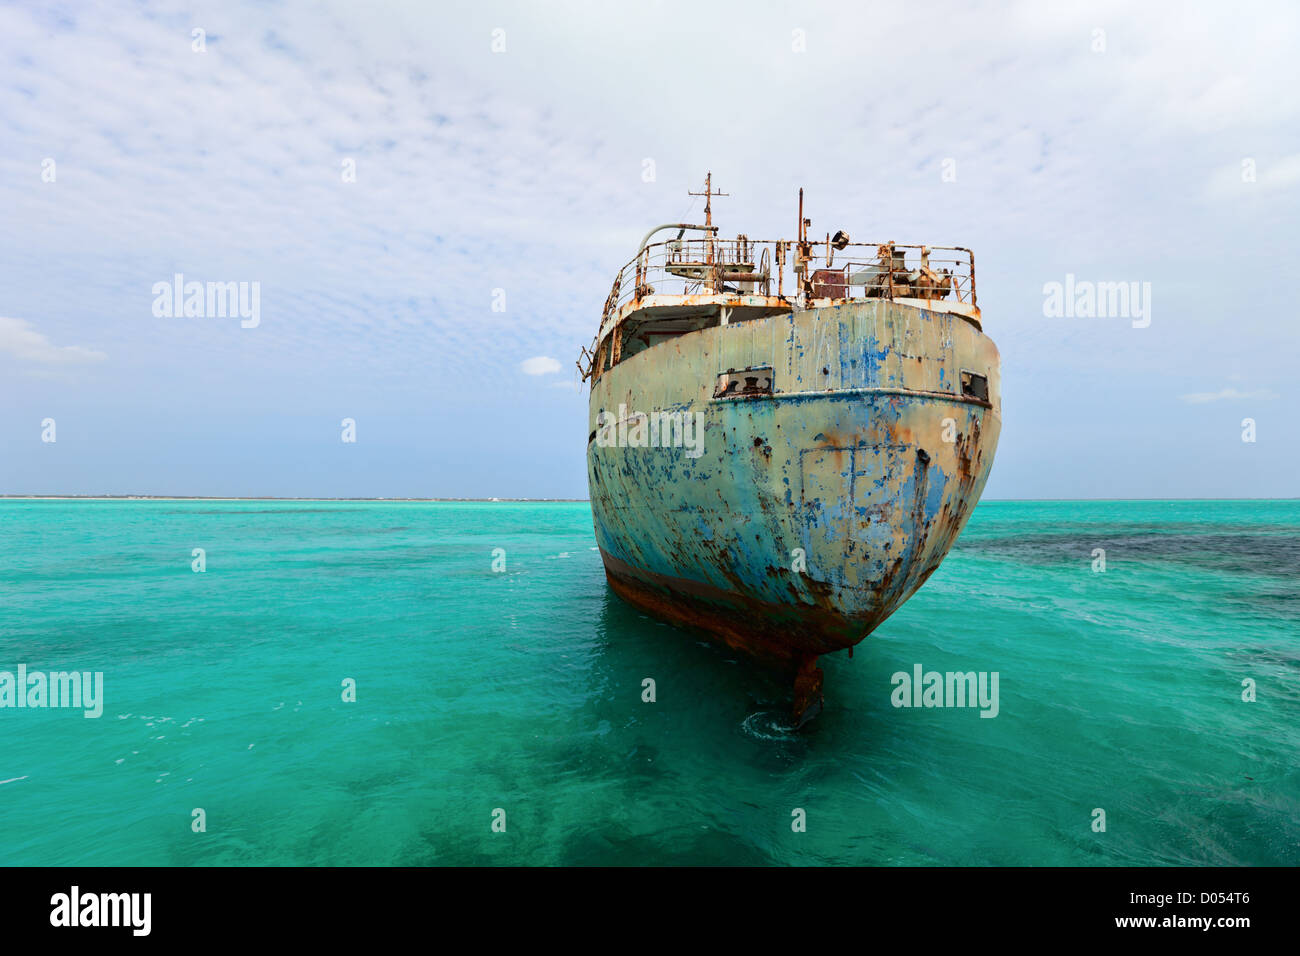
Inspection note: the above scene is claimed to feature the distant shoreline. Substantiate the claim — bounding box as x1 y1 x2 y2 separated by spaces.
0 496 591 502
0 495 1295 503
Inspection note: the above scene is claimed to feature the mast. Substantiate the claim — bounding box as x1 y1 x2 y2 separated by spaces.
689 172 728 291
795 186 812 296
690 171 728 229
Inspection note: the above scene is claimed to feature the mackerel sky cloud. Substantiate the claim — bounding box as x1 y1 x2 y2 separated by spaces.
1 0 1296 497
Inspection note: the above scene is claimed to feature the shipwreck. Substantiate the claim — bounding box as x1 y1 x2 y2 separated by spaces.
579 174 1001 726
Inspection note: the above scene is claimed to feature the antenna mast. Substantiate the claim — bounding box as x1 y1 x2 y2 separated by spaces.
688 171 729 229
688 172 729 290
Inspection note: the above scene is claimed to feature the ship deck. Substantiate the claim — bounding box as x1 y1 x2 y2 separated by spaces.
582 233 981 382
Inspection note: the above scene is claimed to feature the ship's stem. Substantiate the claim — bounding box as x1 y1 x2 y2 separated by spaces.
792 654 824 729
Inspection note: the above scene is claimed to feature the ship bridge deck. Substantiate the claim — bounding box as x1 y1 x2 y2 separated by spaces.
582 236 980 380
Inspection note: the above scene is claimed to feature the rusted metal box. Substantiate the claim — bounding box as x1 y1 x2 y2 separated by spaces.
811 268 847 299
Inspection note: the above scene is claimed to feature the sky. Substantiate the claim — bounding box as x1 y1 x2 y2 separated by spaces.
0 0 1297 499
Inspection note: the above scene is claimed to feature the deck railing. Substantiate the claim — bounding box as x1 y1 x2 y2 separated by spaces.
601 237 976 325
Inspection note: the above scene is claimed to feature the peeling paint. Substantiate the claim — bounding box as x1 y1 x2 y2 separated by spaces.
586 295 1001 721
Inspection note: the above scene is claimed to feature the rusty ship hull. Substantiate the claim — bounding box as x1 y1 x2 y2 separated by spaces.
582 180 1000 722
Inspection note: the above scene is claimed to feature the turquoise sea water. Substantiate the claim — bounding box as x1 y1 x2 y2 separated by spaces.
0 499 1296 866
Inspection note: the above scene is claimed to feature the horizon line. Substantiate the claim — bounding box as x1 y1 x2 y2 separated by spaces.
1 495 1297 503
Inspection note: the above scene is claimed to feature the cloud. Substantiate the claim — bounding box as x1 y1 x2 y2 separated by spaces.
0 0 1297 497
0 317 107 364
520 356 561 375
1179 388 1279 404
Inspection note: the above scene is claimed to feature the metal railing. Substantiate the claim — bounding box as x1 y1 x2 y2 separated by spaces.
601 237 976 326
